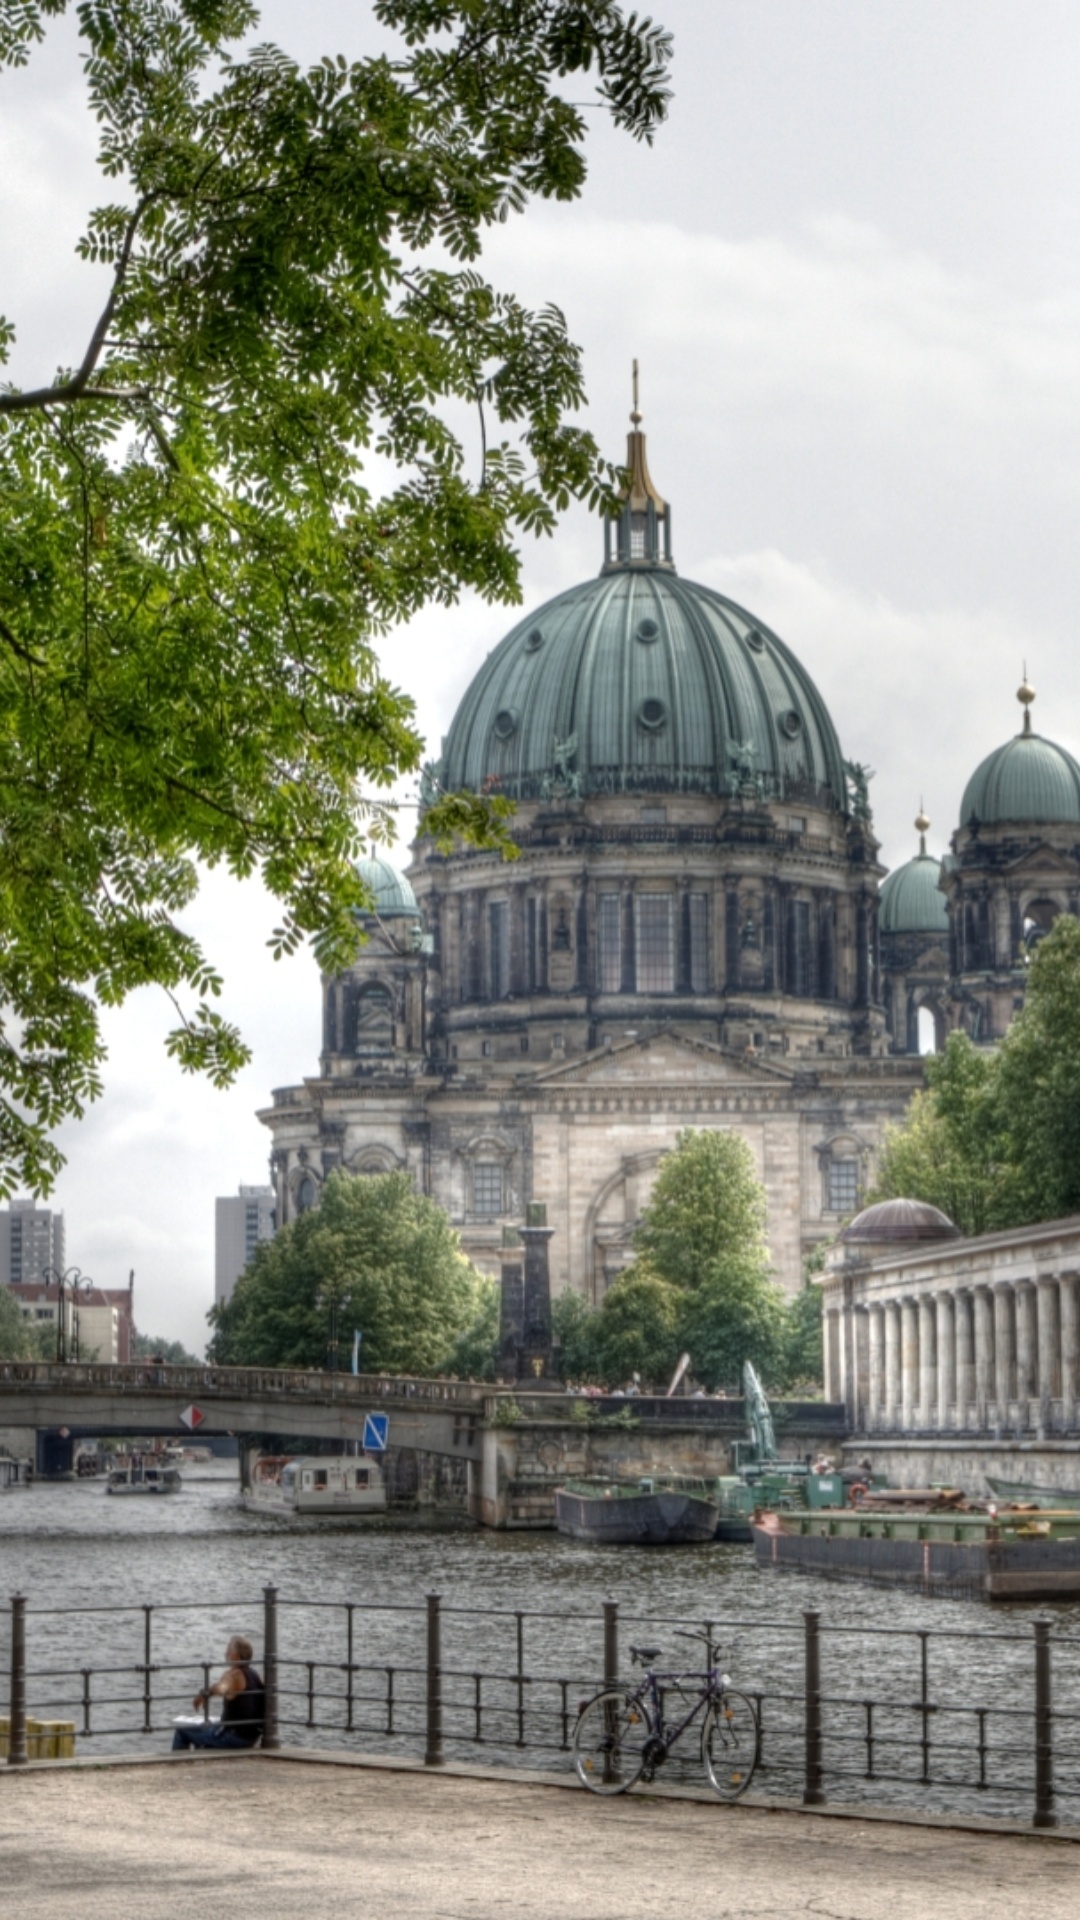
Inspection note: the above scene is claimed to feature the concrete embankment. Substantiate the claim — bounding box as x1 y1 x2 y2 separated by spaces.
1 1754 1077 1919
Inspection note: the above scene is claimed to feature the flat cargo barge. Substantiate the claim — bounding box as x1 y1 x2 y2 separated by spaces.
555 1477 719 1545
752 1507 1080 1600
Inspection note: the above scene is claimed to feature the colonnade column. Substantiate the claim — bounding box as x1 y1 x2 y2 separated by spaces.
1060 1276 1080 1426
868 1304 885 1429
936 1293 956 1430
884 1301 901 1430
900 1298 919 1431
955 1290 975 1427
1015 1281 1037 1416
918 1295 937 1429
993 1284 1015 1420
973 1286 994 1424
854 1306 870 1429
1037 1277 1061 1412
824 1307 841 1404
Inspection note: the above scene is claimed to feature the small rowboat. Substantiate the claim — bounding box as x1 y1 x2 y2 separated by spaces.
985 1474 1080 1511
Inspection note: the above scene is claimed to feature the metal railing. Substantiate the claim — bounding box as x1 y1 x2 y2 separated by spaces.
3 1587 1078 1831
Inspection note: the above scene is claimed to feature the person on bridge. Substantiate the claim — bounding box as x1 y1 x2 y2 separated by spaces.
172 1636 265 1752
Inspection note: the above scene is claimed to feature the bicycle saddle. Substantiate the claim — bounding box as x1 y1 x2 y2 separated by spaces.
629 1645 662 1665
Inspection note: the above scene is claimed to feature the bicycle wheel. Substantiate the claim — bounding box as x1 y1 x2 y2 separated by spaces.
702 1690 759 1801
572 1689 653 1795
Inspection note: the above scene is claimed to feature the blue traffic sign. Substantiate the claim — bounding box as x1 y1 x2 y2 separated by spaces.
363 1412 389 1453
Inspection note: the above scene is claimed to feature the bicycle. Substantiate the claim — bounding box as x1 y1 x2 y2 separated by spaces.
571 1629 759 1801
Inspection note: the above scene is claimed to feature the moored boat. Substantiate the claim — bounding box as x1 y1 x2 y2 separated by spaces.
106 1462 182 1496
985 1474 1080 1511
751 1503 1080 1600
554 1476 719 1545
242 1453 387 1518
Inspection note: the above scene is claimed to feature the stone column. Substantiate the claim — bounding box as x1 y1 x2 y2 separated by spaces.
918 1295 937 1429
954 1290 976 1426
824 1307 842 1404
993 1285 1015 1422
1037 1277 1061 1411
1015 1281 1037 1423
854 1306 871 1430
884 1301 901 1430
973 1285 994 1428
868 1303 885 1429
900 1297 919 1431
936 1293 956 1430
1060 1275 1080 1426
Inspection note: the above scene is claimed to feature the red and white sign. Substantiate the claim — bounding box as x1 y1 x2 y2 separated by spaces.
179 1405 206 1431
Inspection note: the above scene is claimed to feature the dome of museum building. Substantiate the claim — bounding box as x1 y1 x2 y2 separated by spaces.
840 1198 960 1245
960 681 1080 828
355 853 421 921
439 415 848 814
879 812 947 935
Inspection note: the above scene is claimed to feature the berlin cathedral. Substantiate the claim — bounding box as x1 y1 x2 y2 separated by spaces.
260 406 1080 1301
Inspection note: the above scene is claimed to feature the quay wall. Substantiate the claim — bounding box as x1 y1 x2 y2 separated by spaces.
845 1436 1080 1495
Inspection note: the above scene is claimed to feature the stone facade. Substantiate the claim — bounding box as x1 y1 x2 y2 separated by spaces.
822 1213 1080 1437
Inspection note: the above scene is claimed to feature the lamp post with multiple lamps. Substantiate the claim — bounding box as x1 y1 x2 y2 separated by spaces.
42 1267 94 1364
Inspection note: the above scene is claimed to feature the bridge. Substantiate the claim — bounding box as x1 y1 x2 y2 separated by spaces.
0 1362 848 1525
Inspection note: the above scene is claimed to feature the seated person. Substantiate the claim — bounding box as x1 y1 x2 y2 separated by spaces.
172 1635 265 1751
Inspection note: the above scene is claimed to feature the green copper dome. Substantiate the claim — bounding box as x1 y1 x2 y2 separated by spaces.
960 680 1080 828
960 732 1080 828
440 567 848 810
356 854 420 920
880 852 947 935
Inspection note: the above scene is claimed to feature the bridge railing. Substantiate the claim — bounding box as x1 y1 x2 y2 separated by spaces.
0 1362 487 1405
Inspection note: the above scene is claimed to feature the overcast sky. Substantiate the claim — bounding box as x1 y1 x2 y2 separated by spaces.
5 2 1080 1351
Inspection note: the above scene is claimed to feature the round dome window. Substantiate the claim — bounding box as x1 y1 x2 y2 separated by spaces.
493 708 519 741
524 627 544 652
745 628 766 653
637 698 667 732
780 709 803 738
636 618 660 644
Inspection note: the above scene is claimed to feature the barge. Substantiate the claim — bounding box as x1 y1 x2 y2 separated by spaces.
554 1476 719 1545
985 1474 1080 1511
752 1505 1080 1600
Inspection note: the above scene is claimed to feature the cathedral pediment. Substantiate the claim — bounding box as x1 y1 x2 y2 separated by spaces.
996 842 1080 878
526 1029 800 1088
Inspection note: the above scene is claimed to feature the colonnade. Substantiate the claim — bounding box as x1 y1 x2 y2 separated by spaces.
826 1272 1080 1434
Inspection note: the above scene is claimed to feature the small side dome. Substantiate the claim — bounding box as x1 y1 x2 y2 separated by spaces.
880 810 947 934
355 853 420 920
840 1198 960 1245
960 681 1080 827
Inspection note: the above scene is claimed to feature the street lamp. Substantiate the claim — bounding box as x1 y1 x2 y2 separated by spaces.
42 1267 93 1364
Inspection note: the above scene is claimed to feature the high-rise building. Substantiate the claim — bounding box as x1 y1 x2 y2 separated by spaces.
0 1198 65 1288
215 1186 276 1305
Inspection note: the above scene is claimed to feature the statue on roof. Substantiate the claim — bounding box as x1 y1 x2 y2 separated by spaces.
844 758 875 824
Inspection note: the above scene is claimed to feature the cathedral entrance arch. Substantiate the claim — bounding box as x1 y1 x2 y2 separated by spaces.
586 1150 669 1304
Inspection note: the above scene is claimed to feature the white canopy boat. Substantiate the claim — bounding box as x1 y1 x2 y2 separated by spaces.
242 1453 387 1519
106 1462 182 1496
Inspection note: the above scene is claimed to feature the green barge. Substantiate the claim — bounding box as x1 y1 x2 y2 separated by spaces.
752 1507 1080 1601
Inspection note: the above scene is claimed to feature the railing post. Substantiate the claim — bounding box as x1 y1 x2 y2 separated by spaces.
262 1584 280 1751
603 1599 619 1693
425 1591 444 1766
802 1607 825 1806
1033 1615 1057 1830
7 1594 27 1766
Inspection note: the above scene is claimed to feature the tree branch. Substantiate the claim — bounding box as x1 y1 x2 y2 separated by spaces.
0 198 151 415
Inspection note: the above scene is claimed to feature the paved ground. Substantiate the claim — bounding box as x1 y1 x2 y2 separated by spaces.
1 1757 1077 1920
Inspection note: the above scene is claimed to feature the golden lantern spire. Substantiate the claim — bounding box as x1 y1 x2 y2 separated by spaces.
1017 665 1035 737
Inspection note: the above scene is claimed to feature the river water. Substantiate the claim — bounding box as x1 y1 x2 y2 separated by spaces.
3 1465 1080 1824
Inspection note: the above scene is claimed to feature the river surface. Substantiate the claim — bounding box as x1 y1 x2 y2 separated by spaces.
3 1465 1080 1823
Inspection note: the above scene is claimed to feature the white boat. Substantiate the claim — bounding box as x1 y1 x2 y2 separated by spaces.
106 1462 182 1496
242 1453 387 1518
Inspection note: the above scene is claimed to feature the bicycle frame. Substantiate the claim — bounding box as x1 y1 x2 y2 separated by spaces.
631 1662 725 1757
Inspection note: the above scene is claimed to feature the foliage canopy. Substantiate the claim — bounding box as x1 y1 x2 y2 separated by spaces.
870 917 1080 1233
0 0 671 1192
207 1168 493 1374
